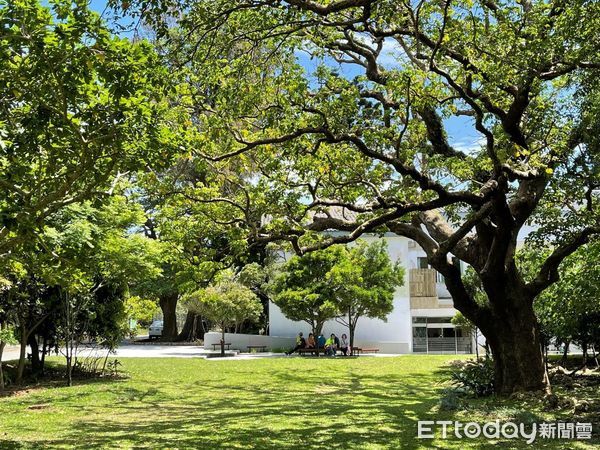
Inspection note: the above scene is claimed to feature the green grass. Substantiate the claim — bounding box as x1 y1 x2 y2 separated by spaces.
0 356 597 449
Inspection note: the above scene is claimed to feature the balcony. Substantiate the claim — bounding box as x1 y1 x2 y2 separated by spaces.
409 268 437 297
409 268 454 309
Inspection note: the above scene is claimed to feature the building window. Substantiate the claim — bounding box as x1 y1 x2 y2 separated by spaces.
412 327 426 338
443 328 456 338
417 257 429 269
427 328 442 338
427 317 453 324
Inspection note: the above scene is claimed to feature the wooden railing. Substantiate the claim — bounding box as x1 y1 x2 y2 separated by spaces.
409 268 437 297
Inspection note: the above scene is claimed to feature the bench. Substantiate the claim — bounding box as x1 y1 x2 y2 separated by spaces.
211 342 232 351
352 347 380 356
297 347 327 356
246 345 267 352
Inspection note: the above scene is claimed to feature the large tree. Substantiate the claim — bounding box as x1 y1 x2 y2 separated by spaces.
121 0 600 393
0 0 175 259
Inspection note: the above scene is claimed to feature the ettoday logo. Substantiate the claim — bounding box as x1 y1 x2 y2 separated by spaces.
417 420 593 443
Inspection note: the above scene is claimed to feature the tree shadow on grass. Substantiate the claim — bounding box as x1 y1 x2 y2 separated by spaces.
17 370 449 449
5 360 591 449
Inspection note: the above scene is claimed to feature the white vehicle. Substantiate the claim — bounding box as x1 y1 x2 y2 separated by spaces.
148 320 164 339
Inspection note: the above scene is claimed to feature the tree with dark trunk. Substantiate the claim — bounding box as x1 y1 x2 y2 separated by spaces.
177 311 206 342
332 241 403 355
270 247 346 337
121 0 600 393
158 292 179 341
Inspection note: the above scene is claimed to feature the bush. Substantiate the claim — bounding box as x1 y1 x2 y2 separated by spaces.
450 358 495 397
439 388 464 411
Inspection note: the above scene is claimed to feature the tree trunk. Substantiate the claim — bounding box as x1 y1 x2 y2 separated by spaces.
28 334 41 374
16 327 27 385
0 341 5 392
560 340 570 365
348 308 355 356
221 326 225 357
314 321 324 337
482 305 549 394
66 351 73 387
159 292 178 341
441 260 550 394
177 311 205 341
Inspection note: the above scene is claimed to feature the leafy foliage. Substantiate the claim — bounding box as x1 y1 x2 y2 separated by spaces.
270 245 347 334
111 0 600 392
523 241 600 355
182 279 262 333
270 240 403 338
124 296 160 328
0 0 176 257
450 358 495 397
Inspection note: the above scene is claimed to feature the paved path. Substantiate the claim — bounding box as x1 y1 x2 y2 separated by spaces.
2 343 400 361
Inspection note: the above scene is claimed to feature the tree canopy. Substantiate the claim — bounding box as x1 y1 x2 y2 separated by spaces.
182 275 262 354
1 0 599 394
113 0 600 393
0 0 176 259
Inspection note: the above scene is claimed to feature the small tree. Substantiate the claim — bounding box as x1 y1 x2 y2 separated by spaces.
183 281 262 356
270 246 347 335
331 241 404 354
452 312 481 361
271 241 402 349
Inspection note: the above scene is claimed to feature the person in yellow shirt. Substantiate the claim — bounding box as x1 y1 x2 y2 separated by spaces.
325 333 338 356
285 332 306 355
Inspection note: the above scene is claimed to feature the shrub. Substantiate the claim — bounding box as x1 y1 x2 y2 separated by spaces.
449 358 495 397
439 388 464 411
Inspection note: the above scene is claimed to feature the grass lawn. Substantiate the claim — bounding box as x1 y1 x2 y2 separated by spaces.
0 355 597 449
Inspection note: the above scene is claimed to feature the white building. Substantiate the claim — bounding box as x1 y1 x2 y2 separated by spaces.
268 232 475 354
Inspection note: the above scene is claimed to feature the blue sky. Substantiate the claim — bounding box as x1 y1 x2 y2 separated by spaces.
85 0 480 152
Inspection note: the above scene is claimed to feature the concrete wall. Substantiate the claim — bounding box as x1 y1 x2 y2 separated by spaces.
268 293 413 354
203 332 296 352
203 331 410 354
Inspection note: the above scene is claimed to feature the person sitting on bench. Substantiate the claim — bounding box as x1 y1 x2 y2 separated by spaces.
325 333 338 356
286 332 306 355
339 333 349 356
306 333 316 349
317 334 326 349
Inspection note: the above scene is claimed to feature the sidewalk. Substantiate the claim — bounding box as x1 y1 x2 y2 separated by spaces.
1 342 401 361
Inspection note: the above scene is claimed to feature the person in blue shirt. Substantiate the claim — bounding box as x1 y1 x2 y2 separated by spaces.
317 334 326 349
